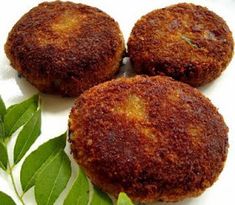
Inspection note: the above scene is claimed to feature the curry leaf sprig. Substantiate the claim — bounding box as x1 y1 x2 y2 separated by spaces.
0 95 41 205
0 95 72 205
0 95 134 205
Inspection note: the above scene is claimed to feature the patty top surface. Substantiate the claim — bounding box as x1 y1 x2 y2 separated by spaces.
128 3 234 86
69 75 228 202
5 1 124 79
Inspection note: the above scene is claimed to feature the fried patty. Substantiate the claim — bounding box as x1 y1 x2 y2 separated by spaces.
5 1 125 97
128 3 234 87
69 75 228 203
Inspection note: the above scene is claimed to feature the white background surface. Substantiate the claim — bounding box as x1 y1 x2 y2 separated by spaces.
0 0 234 204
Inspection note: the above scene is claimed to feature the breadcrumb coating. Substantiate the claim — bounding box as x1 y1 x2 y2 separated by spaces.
128 3 234 87
5 1 125 96
69 75 228 203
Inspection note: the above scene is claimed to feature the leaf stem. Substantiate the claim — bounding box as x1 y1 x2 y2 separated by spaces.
8 165 26 205
20 192 25 198
4 139 26 205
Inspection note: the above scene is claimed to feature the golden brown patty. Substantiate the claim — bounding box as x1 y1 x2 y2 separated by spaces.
128 3 234 87
69 75 228 203
5 1 125 97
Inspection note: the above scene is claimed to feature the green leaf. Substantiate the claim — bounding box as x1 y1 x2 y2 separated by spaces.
0 120 4 140
35 150 71 205
4 95 39 137
0 96 6 119
181 35 198 48
0 191 16 205
20 133 66 192
117 193 134 205
64 168 89 205
14 109 41 164
91 186 112 205
0 96 6 139
0 141 8 170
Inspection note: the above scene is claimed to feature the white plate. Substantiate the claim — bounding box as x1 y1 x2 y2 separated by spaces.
0 0 234 204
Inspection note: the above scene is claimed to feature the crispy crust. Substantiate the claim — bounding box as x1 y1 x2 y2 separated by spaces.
69 75 228 203
128 3 234 87
5 1 125 96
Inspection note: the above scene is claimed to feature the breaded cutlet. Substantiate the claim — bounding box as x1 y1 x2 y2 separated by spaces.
5 1 125 96
69 75 228 203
